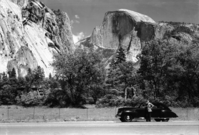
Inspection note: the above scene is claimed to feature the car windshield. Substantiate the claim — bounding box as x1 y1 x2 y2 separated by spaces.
138 103 146 108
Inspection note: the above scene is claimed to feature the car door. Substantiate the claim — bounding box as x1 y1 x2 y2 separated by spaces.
151 104 162 118
156 103 178 118
136 103 147 118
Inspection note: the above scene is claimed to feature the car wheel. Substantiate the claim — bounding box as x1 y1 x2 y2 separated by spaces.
162 118 169 122
122 114 133 122
155 119 161 122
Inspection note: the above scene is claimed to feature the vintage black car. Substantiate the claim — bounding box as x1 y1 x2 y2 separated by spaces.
115 102 178 122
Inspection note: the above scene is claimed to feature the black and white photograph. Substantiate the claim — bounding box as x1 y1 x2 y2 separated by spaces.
0 0 199 134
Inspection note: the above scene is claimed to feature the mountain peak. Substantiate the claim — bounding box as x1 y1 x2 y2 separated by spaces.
118 9 156 24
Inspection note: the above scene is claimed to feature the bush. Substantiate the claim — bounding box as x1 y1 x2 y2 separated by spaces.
121 96 145 107
18 91 45 107
96 95 145 108
44 89 70 107
96 94 120 108
0 84 17 105
192 97 199 107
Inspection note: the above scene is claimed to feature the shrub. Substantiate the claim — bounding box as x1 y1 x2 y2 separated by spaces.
192 97 199 107
44 89 70 107
0 84 17 105
96 94 120 108
96 95 145 108
19 91 44 107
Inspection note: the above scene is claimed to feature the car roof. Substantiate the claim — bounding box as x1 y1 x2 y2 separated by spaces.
152 102 171 110
118 102 171 110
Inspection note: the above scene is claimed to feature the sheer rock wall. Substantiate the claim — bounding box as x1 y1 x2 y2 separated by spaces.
0 0 74 77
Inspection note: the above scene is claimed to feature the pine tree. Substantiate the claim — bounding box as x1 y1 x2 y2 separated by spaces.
24 66 45 92
8 68 16 79
105 56 136 97
115 46 126 64
115 35 126 64
49 73 52 79
105 38 126 96
2 72 8 82
105 58 121 93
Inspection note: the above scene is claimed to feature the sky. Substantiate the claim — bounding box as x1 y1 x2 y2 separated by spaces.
40 0 199 40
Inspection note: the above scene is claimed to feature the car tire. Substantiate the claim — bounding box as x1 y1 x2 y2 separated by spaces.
155 119 161 122
121 114 133 122
119 118 125 122
162 118 169 122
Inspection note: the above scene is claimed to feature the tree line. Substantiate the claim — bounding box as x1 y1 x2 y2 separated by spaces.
0 39 199 107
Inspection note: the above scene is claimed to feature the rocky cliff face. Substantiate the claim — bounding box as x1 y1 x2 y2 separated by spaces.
0 0 74 77
155 22 199 44
78 9 199 65
1 2 198 77
78 9 156 63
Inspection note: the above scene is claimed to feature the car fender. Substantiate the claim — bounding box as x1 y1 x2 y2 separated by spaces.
161 110 178 118
121 110 137 117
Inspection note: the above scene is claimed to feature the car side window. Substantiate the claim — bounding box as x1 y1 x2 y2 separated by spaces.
139 104 146 109
155 104 165 109
152 105 158 109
